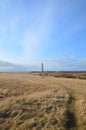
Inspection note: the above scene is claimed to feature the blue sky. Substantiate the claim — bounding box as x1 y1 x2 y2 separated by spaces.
0 0 86 71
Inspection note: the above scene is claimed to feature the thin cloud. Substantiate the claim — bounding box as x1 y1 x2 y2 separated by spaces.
0 0 86 71
21 0 61 63
0 57 86 72
0 60 38 72
69 56 75 60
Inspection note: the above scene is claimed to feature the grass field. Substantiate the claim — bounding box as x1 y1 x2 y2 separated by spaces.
0 72 86 130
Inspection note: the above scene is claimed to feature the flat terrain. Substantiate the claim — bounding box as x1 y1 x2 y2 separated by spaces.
0 73 86 130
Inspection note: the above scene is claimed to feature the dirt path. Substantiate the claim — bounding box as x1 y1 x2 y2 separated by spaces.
56 81 86 130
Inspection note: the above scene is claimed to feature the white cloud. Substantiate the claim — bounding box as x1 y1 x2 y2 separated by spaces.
0 60 40 72
0 57 86 72
0 51 4 59
69 56 75 60
0 0 86 70
21 0 58 63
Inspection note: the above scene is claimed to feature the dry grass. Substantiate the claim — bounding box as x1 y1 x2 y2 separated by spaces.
0 73 86 130
39 72 86 79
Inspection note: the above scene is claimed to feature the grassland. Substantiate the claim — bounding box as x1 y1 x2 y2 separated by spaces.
0 72 86 130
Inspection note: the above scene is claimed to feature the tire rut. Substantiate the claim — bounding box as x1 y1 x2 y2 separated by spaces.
56 82 86 130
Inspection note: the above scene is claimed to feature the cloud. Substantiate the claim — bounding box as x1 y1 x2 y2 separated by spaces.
76 58 86 70
69 56 75 60
0 0 86 71
0 60 39 72
0 51 5 60
41 57 86 71
20 0 86 65
21 0 59 63
0 57 86 72
1 0 53 63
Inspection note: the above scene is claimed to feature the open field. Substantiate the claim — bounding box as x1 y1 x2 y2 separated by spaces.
36 72 86 79
0 72 86 130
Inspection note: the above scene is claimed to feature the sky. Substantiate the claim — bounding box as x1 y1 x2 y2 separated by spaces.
0 0 86 71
